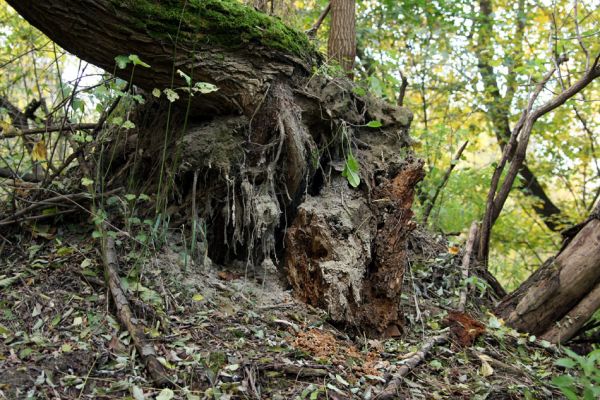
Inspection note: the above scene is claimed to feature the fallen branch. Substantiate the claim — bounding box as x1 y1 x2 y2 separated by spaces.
0 188 122 226
256 362 329 378
375 333 448 400
101 235 171 386
421 141 468 224
541 281 600 344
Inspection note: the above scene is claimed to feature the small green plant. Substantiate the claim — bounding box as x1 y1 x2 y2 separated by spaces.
340 120 382 188
552 348 600 400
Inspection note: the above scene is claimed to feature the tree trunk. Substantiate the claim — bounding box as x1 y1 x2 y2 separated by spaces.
496 205 600 343
7 0 416 334
328 0 356 73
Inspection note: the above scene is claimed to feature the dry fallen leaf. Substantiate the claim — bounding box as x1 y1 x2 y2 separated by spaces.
448 246 460 255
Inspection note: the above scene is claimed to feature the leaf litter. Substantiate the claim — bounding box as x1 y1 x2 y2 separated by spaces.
0 227 575 399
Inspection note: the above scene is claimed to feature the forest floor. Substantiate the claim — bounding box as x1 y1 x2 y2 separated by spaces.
0 225 569 399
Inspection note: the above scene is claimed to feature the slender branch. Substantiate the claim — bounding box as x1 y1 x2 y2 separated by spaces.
478 55 600 263
574 0 590 71
396 73 409 107
1 123 98 138
422 141 468 224
306 2 331 38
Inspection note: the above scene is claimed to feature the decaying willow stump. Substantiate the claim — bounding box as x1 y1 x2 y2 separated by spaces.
8 0 420 333
286 155 424 335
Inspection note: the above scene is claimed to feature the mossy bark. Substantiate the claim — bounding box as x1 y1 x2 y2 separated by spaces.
7 0 318 115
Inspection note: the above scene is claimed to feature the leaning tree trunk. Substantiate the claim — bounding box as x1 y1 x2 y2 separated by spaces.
7 0 416 334
496 203 600 343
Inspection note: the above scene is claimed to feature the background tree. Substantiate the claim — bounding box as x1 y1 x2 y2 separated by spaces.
327 0 356 73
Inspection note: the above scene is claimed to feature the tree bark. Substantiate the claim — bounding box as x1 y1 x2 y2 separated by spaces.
6 0 317 116
496 208 600 342
328 0 356 73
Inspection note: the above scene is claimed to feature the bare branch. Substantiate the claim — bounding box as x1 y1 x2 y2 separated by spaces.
306 2 331 38
478 56 600 263
1 123 98 138
422 140 469 224
574 0 590 71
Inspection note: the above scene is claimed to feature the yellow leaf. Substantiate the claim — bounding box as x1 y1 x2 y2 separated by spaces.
31 140 47 161
0 120 18 135
192 294 204 302
478 355 495 377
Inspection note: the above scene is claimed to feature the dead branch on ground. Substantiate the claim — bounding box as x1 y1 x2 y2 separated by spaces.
101 235 171 386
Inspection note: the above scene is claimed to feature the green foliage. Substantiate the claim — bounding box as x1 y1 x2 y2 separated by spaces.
552 348 600 400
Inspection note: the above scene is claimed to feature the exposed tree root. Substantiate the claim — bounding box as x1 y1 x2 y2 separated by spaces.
101 236 171 386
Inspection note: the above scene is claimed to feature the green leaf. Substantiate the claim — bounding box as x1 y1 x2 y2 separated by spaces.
156 388 174 400
72 98 85 113
177 69 192 86
152 88 161 98
366 120 382 128
114 55 130 69
128 54 150 68
552 375 575 387
193 82 218 94
192 294 204 301
352 86 367 97
343 164 361 188
164 89 179 103
122 120 135 129
346 153 360 172
555 358 577 369
81 177 94 187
